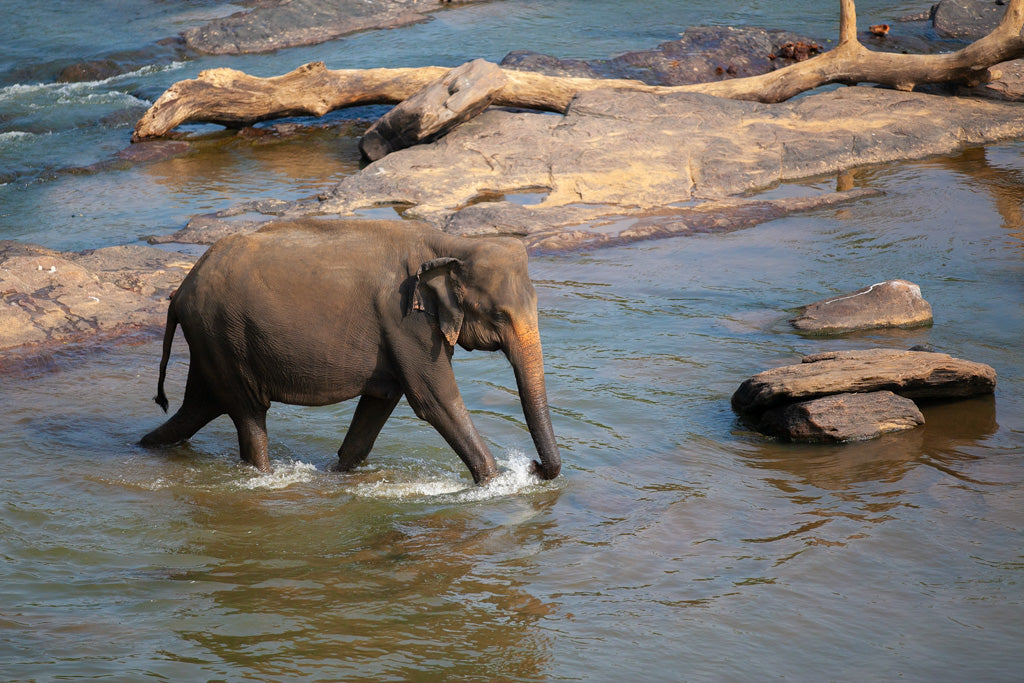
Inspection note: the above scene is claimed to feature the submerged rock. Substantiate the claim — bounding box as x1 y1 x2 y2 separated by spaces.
791 279 933 334
181 0 469 55
756 391 926 442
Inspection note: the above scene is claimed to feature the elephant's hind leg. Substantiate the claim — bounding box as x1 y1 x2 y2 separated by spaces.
140 369 223 447
333 393 401 472
230 409 271 473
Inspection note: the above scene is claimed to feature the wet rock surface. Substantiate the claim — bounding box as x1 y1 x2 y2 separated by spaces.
502 26 824 86
932 0 1010 38
181 0 483 55
791 279 934 334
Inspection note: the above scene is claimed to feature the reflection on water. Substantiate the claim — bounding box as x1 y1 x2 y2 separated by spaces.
933 146 1024 240
743 395 999 491
170 495 562 679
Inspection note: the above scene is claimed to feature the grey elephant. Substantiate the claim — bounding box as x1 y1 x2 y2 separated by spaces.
140 218 561 485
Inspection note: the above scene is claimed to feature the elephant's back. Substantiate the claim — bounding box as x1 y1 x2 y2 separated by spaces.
171 219 415 401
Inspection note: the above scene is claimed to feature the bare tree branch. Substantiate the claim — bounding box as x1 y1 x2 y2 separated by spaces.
132 0 1024 142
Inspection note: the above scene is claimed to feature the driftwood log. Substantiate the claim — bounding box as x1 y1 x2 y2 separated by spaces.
132 0 1024 142
358 58 507 161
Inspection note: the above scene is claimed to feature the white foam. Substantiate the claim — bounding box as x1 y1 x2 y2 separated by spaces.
0 130 34 146
352 449 544 502
239 460 319 490
0 61 185 104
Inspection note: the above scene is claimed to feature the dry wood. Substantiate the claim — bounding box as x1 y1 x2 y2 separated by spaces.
132 0 1024 141
359 58 507 161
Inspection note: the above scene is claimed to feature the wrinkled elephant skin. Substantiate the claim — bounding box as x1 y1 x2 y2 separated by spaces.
140 218 561 485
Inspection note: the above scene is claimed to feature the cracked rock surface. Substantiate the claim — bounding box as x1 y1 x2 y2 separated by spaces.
0 242 194 354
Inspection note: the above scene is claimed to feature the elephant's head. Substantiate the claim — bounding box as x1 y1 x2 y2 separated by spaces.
412 239 561 480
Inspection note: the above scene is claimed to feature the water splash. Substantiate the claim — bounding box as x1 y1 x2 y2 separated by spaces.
238 460 320 491
352 450 544 502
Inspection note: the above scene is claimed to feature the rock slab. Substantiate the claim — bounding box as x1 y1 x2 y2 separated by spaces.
756 391 926 442
0 242 194 354
791 279 933 334
308 86 1024 234
732 348 997 414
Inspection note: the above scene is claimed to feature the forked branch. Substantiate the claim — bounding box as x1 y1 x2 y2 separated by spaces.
133 0 1024 141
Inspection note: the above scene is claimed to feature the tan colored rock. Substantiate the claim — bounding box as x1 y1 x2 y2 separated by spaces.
303 87 1024 234
732 348 997 413
756 390 925 442
0 242 195 354
791 279 933 334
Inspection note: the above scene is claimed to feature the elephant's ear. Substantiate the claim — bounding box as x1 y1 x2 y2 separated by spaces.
411 257 465 347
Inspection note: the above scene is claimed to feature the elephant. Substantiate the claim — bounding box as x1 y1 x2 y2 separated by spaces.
140 217 561 485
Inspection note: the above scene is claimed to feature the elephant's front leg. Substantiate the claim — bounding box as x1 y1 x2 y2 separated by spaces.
229 409 271 473
333 393 401 472
400 363 499 485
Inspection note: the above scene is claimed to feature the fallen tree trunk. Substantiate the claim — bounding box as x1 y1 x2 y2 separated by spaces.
132 0 1024 142
358 58 507 161
131 63 649 141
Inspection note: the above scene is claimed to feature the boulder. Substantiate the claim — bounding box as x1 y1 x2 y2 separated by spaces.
501 26 823 86
756 391 926 442
732 348 997 414
790 279 933 334
932 0 1008 39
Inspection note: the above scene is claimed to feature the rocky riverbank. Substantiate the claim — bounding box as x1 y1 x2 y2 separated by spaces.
4 0 1024 358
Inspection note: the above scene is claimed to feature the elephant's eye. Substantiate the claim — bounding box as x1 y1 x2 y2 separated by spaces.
492 309 511 325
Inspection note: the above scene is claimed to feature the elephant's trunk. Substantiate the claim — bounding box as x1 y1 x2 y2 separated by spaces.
507 320 561 480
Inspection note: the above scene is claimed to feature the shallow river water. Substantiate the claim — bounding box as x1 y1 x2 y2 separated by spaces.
2 1 1023 680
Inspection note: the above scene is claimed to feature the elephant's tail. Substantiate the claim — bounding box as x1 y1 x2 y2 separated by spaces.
154 296 178 413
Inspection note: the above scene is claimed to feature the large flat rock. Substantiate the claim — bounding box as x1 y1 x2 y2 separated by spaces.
731 348 997 414
299 86 1024 234
0 242 195 356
